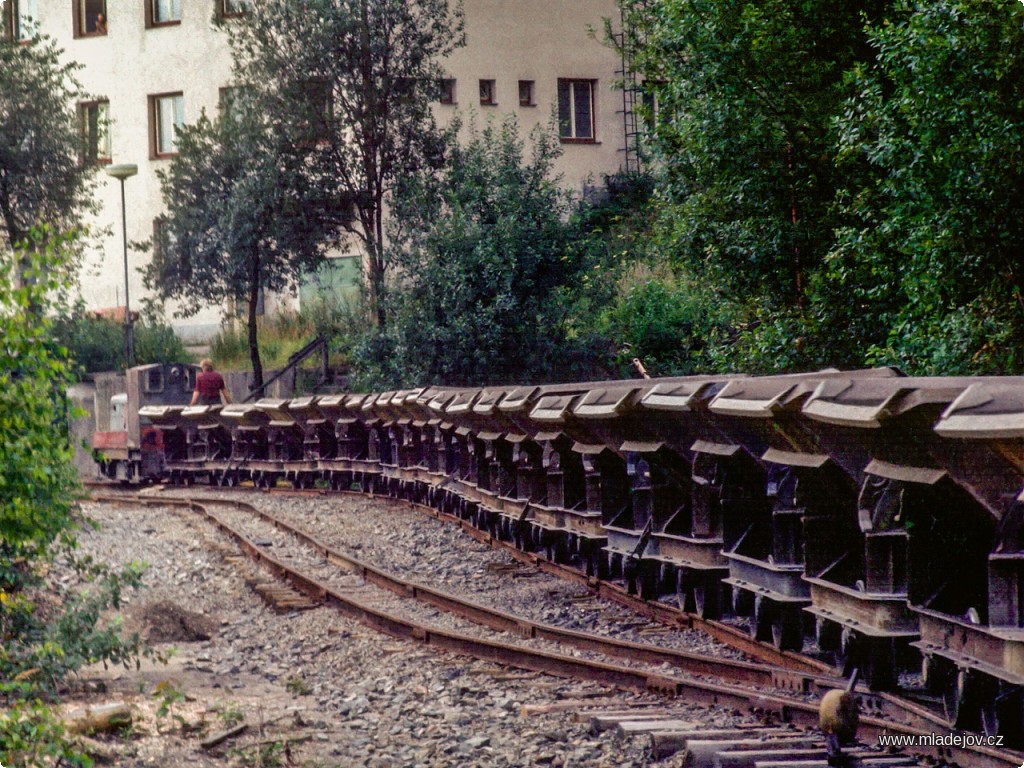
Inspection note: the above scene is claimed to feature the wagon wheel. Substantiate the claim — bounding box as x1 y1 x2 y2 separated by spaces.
771 605 803 651
750 595 772 642
637 560 659 601
732 585 753 618
692 578 722 621
861 638 896 691
815 617 841 655
623 556 640 595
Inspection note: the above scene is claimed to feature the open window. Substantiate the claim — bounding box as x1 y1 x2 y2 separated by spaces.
144 367 165 394
294 79 332 145
73 0 106 37
78 100 111 164
152 216 179 264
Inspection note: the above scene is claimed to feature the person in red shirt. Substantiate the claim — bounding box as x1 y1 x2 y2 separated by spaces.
191 359 232 406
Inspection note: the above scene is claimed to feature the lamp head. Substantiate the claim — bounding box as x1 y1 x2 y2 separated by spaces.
106 163 138 181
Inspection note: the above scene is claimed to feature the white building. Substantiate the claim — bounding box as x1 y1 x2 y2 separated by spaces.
5 0 631 339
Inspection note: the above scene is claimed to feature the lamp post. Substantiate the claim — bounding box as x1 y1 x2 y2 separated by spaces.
106 163 138 368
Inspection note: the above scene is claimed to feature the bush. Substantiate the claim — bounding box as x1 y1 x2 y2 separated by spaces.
357 118 603 388
52 302 190 376
1 231 153 767
597 261 738 378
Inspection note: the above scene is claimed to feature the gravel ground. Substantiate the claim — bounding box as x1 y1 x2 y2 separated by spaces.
66 498 761 767
158 488 752 662
190 498 758 688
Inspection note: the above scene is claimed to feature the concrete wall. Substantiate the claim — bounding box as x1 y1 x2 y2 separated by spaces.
441 0 623 189
34 0 235 336
68 382 100 479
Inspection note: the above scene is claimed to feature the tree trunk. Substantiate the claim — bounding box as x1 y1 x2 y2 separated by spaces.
248 256 264 391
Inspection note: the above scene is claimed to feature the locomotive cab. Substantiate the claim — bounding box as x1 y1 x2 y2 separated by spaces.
93 363 201 483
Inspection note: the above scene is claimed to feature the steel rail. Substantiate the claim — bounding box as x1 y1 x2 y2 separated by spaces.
89 491 1024 768
151 481 831 675
85 482 1014 743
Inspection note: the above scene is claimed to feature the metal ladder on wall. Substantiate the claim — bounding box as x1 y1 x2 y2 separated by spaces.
616 4 645 175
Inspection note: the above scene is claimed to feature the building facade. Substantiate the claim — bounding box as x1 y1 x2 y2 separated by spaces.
6 0 629 339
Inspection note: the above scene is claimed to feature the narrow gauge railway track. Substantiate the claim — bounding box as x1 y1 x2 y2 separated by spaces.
85 480 819 676
90 488 1024 768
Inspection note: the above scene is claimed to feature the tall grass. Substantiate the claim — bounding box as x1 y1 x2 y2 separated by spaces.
210 300 358 373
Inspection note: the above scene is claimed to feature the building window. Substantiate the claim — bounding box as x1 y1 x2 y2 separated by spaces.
479 79 496 106
5 0 40 41
219 85 254 121
295 80 332 144
640 80 665 132
146 0 180 27
153 216 177 262
78 100 111 164
149 92 184 158
145 367 165 393
518 80 535 107
557 79 596 142
439 78 455 105
73 0 106 37
219 0 249 18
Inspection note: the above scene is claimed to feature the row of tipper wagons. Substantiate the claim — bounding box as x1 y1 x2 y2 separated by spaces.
93 362 1024 738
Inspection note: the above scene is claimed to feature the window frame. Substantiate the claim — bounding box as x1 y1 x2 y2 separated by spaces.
72 0 107 38
294 79 333 146
217 0 249 19
144 367 165 394
78 99 112 165
478 79 496 107
439 78 456 105
148 91 185 159
557 78 597 144
5 0 40 42
219 85 254 121
518 80 535 108
153 216 177 264
145 0 181 28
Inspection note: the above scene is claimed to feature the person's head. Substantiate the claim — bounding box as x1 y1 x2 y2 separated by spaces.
200 358 214 372
96 13 105 25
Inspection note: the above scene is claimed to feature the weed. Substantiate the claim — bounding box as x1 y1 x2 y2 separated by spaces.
285 676 311 696
215 701 245 728
153 679 187 732
230 740 286 768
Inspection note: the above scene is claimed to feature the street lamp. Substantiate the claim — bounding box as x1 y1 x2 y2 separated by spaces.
106 163 138 368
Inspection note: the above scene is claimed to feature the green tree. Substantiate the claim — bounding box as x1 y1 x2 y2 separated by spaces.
51 301 190 378
831 0 1024 374
144 111 333 388
0 35 96 256
226 0 465 328
365 119 592 387
1 231 153 767
0 230 80 552
618 0 887 368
